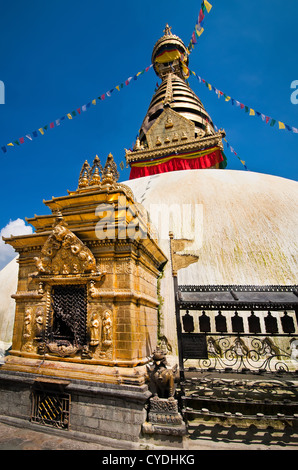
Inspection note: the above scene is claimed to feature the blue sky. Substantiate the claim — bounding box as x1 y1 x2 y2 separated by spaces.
0 0 297 267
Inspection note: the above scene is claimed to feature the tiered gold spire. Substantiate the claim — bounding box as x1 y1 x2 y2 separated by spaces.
126 25 226 176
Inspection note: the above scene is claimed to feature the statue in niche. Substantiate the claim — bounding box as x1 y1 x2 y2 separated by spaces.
35 307 44 339
23 308 32 339
102 311 112 346
90 314 100 347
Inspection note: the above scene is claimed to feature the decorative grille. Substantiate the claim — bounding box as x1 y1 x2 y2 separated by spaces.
31 390 70 429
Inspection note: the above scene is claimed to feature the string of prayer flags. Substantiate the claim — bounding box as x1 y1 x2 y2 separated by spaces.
187 1 212 54
213 124 248 170
190 70 298 135
1 65 153 154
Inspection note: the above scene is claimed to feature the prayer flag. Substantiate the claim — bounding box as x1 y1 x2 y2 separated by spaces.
50 122 55 128
204 0 212 13
14 140 20 146
1 146 7 153
249 109 255 115
55 119 61 125
39 128 45 134
270 119 276 127
101 94 105 100
278 121 285 129
71 111 76 117
292 127 298 133
116 86 120 91
244 106 249 113
19 137 24 144
32 131 38 138
265 116 270 123
77 108 81 114
67 114 72 120
81 105 87 112
7 143 14 146
26 134 32 140
92 99 96 105
195 25 204 36
199 9 205 23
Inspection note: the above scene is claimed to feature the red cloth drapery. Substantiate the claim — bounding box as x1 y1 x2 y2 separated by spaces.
129 148 223 179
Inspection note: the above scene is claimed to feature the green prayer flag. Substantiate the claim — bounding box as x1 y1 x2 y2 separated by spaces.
270 119 276 127
245 106 249 113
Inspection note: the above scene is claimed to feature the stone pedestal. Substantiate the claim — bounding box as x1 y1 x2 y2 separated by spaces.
142 396 186 437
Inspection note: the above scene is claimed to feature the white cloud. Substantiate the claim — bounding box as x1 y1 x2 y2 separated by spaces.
0 219 33 270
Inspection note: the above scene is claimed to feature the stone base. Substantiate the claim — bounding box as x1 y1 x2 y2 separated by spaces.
2 354 148 386
0 368 151 443
142 396 186 437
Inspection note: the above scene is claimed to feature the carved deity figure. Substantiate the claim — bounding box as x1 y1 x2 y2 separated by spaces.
90 314 100 346
35 307 44 339
102 311 112 346
23 308 32 339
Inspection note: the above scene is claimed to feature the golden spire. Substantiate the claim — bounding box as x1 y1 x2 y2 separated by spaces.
164 72 173 107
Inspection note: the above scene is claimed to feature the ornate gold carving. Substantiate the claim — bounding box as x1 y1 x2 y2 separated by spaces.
34 216 97 275
102 310 112 347
146 107 195 150
23 307 32 340
126 130 225 164
46 341 79 357
90 313 100 346
35 306 44 339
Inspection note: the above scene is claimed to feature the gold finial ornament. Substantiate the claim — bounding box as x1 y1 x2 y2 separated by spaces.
90 167 101 186
163 24 172 36
78 160 91 188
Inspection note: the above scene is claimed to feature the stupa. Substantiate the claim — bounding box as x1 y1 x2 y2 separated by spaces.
0 25 298 447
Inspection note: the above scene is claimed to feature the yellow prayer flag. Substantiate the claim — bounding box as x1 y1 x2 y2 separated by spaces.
249 109 255 115
195 25 204 37
67 114 72 120
240 160 246 165
92 99 96 105
278 121 286 129
116 86 120 91
225 96 231 102
204 0 212 13
38 128 44 134
208 84 212 91
7 143 14 146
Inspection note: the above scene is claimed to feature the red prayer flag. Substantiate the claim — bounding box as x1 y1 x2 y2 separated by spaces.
19 137 24 144
50 122 55 128
199 9 205 23
240 103 245 109
265 116 270 123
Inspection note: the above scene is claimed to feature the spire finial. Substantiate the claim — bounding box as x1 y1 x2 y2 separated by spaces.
163 24 172 36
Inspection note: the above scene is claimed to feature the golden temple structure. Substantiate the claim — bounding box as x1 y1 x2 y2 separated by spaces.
1 153 167 387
